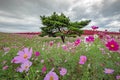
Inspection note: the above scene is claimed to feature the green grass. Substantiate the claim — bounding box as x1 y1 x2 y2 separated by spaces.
0 33 120 80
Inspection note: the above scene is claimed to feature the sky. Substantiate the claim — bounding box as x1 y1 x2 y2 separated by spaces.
0 0 120 33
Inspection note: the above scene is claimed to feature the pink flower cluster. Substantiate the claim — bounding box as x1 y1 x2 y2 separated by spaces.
62 38 81 53
62 42 75 52
11 48 33 72
85 35 94 43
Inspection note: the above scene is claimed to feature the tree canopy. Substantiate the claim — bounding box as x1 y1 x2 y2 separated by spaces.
40 12 91 43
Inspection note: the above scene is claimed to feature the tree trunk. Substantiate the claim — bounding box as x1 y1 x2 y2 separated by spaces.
61 36 65 43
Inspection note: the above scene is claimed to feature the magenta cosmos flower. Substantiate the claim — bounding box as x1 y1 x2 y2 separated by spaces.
60 68 67 76
11 48 32 63
106 39 119 51
74 38 81 46
79 55 87 65
49 41 54 46
42 65 47 73
91 26 99 30
62 45 68 51
104 68 114 74
85 35 94 43
44 71 59 80
34 51 40 57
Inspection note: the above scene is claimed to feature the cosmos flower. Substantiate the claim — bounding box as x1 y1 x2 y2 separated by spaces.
104 68 114 74
105 39 119 51
79 55 87 65
60 68 67 76
11 48 32 63
2 65 8 70
74 38 81 46
105 35 111 40
42 65 47 73
116 75 120 80
20 61 32 72
62 45 68 51
44 70 59 80
34 51 40 57
85 35 94 43
49 41 54 46
3 47 10 53
17 48 32 60
91 26 99 30
41 59 44 63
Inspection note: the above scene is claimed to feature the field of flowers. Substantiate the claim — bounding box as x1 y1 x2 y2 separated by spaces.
0 32 120 80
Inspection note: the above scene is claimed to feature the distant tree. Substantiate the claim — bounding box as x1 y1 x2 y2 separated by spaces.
40 12 91 43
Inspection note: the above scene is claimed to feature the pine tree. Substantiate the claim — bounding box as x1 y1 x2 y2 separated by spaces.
40 12 91 43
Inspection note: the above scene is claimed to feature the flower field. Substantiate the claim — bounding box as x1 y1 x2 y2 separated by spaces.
0 32 120 80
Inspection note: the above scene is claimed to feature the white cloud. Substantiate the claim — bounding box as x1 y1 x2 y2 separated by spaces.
107 21 120 27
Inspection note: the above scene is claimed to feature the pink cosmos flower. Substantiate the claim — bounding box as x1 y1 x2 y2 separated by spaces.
116 75 120 80
105 35 111 40
20 61 32 72
34 51 40 57
91 26 99 30
41 59 44 63
11 48 32 63
44 71 59 80
49 41 54 46
104 68 114 74
105 39 119 51
97 32 104 39
2 65 8 70
42 65 47 73
85 35 94 43
57 42 61 47
60 68 67 76
79 55 87 64
62 45 68 51
74 38 81 46
3 47 10 53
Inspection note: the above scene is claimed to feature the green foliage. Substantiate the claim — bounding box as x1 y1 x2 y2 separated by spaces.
40 12 91 43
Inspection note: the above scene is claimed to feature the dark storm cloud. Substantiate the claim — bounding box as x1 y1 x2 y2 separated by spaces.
0 0 73 33
100 0 120 17
0 0 120 32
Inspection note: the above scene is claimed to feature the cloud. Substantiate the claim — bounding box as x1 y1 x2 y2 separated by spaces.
0 0 120 32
